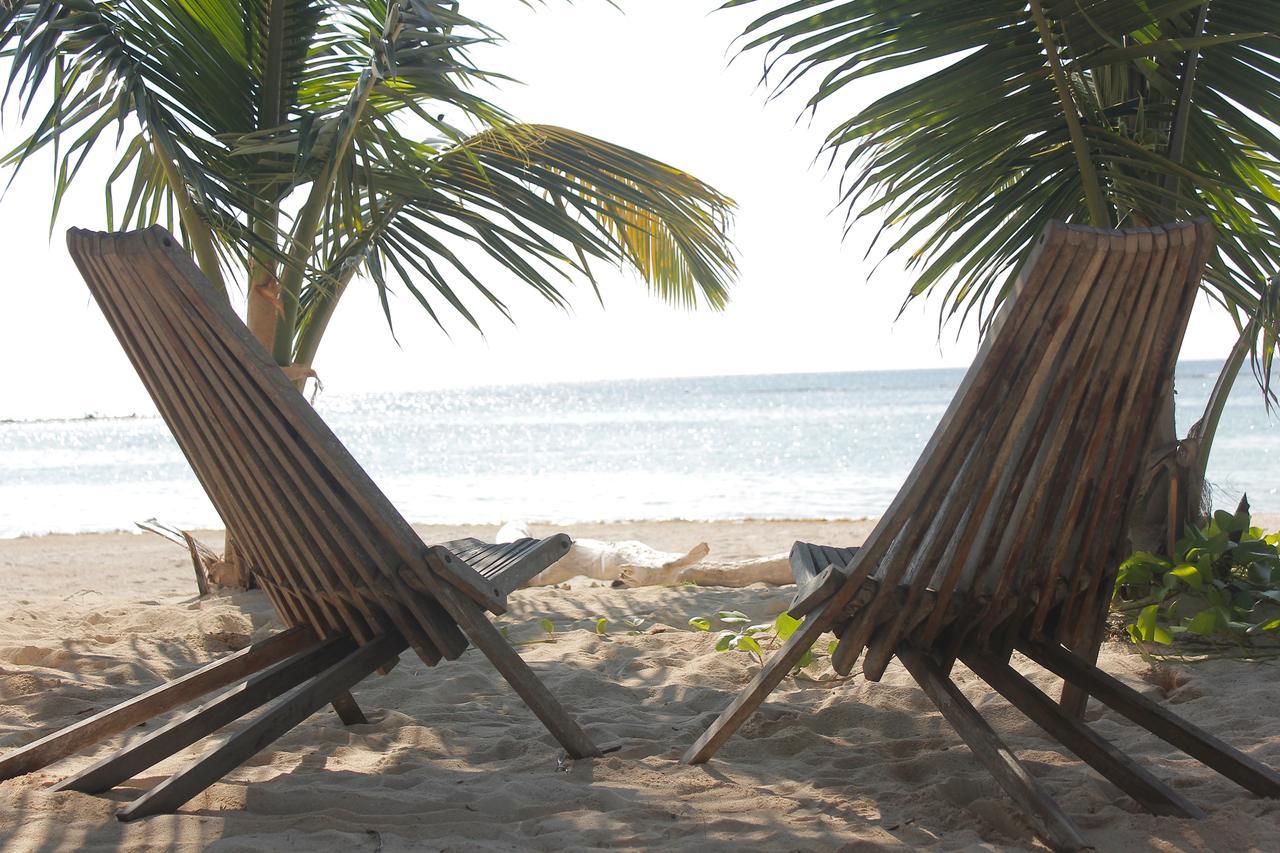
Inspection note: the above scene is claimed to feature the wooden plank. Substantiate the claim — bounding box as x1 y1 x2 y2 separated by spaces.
120 250 387 647
119 230 460 663
917 232 1107 648
974 230 1137 642
413 549 507 615
897 648 1088 852
1018 640 1280 798
788 564 842 618
684 600 838 765
787 221 1064 669
485 535 572 595
67 235 315 635
126 246 447 664
118 632 408 821
430 583 602 760
1032 227 1176 636
480 541 541 578
78 243 340 640
1059 591 1109 718
788 542 822 584
961 652 1204 818
1058 221 1212 641
134 280 375 644
439 537 485 555
56 635 356 794
468 541 528 573
329 691 368 726
831 609 870 676
0 627 314 781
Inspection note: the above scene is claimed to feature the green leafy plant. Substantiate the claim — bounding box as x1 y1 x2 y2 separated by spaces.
1113 507 1280 655
690 610 829 672
0 1 737 376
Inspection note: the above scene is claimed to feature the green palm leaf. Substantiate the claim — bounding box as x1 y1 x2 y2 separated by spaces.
0 0 738 369
725 0 1280 363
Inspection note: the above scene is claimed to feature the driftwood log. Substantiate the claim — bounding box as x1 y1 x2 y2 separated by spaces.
497 521 791 587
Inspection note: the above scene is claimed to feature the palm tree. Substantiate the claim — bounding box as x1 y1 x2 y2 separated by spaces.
0 1 737 382
724 0 1279 549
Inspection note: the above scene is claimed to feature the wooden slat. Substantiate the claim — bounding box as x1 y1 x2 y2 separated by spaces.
480 542 540 578
788 542 822 584
129 238 459 663
329 692 368 726
439 537 485 555
121 229 464 660
1057 221 1213 641
788 564 842 618
847 231 1091 663
468 541 527 573
118 632 408 821
961 652 1204 818
1018 641 1280 798
117 257 378 645
1030 226 1182 636
485 535 571 595
915 230 1108 647
972 230 1138 637
401 558 506 617
55 635 356 794
70 236 334 639
0 627 314 781
898 648 1088 852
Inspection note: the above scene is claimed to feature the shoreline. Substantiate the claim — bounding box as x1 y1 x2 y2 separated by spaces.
6 510 1278 540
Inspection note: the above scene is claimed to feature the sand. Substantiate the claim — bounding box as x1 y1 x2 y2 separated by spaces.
2 519 1279 852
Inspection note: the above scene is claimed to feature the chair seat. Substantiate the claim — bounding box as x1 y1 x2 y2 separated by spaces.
419 534 573 613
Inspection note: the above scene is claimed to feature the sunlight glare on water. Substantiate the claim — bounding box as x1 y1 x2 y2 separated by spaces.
0 361 1274 537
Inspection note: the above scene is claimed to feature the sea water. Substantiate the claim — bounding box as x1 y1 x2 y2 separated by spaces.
1 360 1275 537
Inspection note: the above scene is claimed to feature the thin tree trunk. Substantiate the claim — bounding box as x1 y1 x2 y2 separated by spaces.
1132 4 1213 555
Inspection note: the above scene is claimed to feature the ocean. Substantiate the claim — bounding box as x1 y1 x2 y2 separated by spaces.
1 360 1276 538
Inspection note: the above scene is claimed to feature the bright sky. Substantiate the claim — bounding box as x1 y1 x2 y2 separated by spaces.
0 1 1241 419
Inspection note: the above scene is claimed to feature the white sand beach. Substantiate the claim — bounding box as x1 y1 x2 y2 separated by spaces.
2 519 1279 851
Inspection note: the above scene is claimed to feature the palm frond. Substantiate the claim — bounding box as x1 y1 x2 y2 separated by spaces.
725 0 1280 370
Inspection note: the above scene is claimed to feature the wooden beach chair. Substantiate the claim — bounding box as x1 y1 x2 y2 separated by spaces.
0 226 603 820
683 220 1280 850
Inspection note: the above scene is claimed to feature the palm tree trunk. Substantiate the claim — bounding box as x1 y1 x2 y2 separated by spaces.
1136 3 1213 555
246 209 283 352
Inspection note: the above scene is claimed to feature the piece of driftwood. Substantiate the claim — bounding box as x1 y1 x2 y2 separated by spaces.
684 220 1280 849
0 227 603 820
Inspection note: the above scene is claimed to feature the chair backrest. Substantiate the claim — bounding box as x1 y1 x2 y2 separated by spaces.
835 220 1215 671
67 226 467 666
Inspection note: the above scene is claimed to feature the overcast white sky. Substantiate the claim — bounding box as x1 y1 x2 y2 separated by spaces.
0 1 1241 419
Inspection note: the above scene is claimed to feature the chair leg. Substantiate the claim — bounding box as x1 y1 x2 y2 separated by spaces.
1058 598 1107 718
962 652 1204 818
118 632 407 822
431 583 602 760
683 600 837 765
56 635 357 794
0 625 316 782
330 691 367 726
1019 640 1280 798
898 648 1088 853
